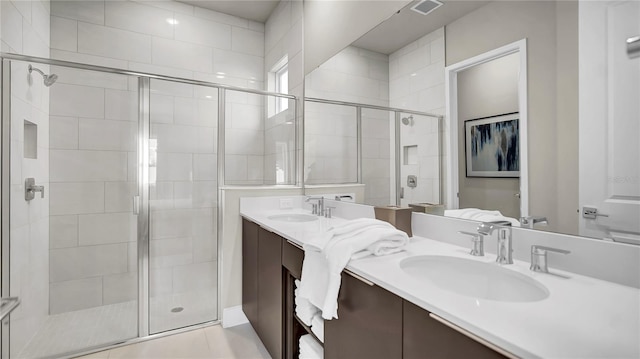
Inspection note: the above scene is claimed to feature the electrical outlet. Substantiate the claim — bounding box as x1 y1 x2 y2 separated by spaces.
279 198 294 209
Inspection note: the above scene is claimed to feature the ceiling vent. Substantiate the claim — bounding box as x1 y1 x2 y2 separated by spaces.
410 0 443 16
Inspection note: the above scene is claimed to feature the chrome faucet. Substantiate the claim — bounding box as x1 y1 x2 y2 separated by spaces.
305 196 325 216
458 231 484 256
477 222 513 264
520 216 548 229
530 245 570 273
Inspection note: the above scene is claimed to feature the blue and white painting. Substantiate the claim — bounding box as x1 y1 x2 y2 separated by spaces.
465 113 520 178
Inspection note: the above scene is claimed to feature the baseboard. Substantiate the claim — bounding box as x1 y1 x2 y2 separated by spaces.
222 305 249 328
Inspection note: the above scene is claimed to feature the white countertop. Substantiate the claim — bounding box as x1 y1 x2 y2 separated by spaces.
240 206 640 359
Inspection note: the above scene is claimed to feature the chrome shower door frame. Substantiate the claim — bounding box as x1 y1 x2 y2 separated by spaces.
1 58 12 359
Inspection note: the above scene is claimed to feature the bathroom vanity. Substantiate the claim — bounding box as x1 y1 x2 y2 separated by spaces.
241 218 506 359
240 196 640 359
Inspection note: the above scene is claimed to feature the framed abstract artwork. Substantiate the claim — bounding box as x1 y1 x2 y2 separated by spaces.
464 112 520 178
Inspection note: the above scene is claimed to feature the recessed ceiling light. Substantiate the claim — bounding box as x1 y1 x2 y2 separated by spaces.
166 18 179 25
205 95 212 99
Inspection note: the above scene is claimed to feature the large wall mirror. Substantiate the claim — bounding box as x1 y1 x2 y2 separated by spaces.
302 0 640 244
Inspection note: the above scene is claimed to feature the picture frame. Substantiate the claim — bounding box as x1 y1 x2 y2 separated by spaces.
464 112 520 178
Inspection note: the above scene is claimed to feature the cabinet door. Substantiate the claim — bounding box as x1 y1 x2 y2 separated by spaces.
242 219 259 329
257 227 283 359
403 300 506 359
325 272 403 359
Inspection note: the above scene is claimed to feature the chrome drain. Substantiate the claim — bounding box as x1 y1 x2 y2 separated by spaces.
171 307 184 313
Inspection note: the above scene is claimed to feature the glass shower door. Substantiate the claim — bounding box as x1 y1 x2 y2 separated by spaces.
148 79 218 334
5 60 139 358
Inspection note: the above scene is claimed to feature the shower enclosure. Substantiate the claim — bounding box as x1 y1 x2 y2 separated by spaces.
304 98 442 207
0 54 296 358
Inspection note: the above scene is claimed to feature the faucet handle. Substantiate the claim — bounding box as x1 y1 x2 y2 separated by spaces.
520 216 548 228
530 245 570 273
458 231 484 256
324 206 336 218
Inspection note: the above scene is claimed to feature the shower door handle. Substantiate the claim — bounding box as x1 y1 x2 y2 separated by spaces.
133 196 140 215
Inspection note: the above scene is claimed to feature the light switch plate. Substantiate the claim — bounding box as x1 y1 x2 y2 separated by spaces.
279 198 294 209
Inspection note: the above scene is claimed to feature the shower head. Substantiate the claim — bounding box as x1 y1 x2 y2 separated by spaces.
28 65 58 87
401 115 414 126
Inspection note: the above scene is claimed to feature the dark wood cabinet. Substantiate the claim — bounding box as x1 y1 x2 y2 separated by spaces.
241 219 259 329
403 300 506 359
324 272 403 359
242 219 284 359
242 218 509 359
257 227 284 359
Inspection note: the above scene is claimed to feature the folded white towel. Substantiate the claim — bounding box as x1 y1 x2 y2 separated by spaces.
295 280 319 326
304 218 395 252
444 208 520 227
310 313 324 343
299 218 408 320
299 334 323 359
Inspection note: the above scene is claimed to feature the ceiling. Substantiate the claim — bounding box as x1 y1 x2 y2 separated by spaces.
177 0 280 23
353 0 490 54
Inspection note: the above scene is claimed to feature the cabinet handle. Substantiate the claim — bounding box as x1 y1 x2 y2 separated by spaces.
286 239 304 251
344 269 374 287
428 313 519 359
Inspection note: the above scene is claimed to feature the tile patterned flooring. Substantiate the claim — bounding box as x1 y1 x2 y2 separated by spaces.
73 324 271 359
17 290 218 358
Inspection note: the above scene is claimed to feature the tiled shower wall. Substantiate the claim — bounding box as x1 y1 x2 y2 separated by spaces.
304 46 391 199
48 0 266 314
389 28 445 206
1 0 51 355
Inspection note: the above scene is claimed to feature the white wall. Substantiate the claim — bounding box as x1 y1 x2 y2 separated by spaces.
389 28 444 206
1 0 51 355
303 0 410 74
457 53 520 217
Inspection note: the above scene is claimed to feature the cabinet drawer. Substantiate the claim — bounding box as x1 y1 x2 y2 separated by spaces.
403 300 506 359
282 239 304 279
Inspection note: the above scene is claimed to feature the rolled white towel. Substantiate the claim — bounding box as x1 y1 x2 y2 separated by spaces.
299 334 323 359
310 313 324 343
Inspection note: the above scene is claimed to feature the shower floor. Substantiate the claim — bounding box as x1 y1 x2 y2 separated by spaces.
16 289 217 359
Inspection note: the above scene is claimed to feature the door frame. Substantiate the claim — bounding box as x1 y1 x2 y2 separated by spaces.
444 39 529 217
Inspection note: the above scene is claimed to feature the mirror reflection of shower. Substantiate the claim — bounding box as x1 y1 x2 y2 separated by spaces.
28 64 58 87
401 115 414 126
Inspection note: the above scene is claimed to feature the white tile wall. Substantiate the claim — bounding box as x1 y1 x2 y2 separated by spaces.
105 0 174 39
50 83 105 118
50 215 78 249
51 0 105 25
49 277 103 314
152 37 212 72
78 118 136 151
49 243 129 282
50 150 128 182
78 21 152 62
174 13 232 49
78 212 135 246
50 182 105 215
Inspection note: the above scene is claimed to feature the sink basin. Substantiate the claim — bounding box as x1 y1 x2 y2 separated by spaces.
267 213 318 222
400 255 549 302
